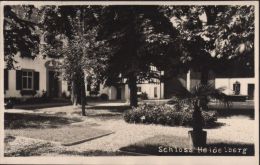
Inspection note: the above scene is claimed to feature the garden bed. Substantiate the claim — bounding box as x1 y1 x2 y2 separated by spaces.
124 104 218 128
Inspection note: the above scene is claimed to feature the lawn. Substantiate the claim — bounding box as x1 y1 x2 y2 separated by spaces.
6 124 114 145
4 102 255 157
4 113 83 129
5 113 114 146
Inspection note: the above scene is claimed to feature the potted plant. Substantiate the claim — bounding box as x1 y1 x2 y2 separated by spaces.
175 83 228 148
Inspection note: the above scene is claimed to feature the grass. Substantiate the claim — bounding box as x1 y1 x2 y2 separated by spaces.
4 113 83 129
120 135 254 156
5 112 114 146
4 102 254 157
5 123 113 145
5 142 54 157
4 135 55 157
58 150 128 156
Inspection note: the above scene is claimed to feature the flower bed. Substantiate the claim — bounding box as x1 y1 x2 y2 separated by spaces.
123 104 217 128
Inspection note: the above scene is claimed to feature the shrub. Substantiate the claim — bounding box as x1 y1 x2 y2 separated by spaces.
123 104 217 128
139 92 148 100
5 100 14 109
62 91 69 99
90 90 99 96
100 93 109 101
202 111 218 126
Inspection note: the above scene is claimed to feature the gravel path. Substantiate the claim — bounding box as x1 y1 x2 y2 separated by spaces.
61 115 254 153
5 106 255 156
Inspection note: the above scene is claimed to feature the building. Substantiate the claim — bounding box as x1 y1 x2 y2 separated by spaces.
215 77 255 100
164 69 255 100
3 6 165 101
164 69 215 99
4 6 254 102
4 54 164 101
4 51 254 102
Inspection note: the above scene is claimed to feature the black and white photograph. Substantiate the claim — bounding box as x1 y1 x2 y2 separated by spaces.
0 1 259 164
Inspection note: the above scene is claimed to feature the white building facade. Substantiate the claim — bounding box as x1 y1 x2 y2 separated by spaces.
4 55 164 101
215 77 255 100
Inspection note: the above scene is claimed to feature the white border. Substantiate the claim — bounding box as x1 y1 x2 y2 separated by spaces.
0 1 259 165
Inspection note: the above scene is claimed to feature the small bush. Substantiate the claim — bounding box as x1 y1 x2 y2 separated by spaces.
202 111 218 126
5 100 14 109
100 93 109 101
123 104 217 128
139 92 148 100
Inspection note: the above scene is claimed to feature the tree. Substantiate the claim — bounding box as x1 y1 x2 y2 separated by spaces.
163 5 254 147
4 5 40 69
97 6 180 107
164 5 254 83
40 6 109 116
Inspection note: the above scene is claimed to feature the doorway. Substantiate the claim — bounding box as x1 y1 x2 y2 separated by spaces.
247 84 254 100
116 86 122 100
48 71 60 97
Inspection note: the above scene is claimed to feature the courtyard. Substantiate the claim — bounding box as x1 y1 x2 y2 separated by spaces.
4 101 255 156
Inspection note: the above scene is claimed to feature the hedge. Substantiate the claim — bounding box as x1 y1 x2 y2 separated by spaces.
123 104 217 128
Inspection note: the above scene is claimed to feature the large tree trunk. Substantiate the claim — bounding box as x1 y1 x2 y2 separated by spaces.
200 68 209 85
71 73 82 106
128 73 138 107
71 72 87 116
76 79 82 104
80 73 86 116
71 80 78 106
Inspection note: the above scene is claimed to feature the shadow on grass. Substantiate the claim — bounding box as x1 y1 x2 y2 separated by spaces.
215 109 254 120
4 142 54 157
4 113 83 129
59 150 128 156
87 105 131 112
4 135 16 143
203 122 226 129
13 103 72 110
87 114 123 120
120 135 254 156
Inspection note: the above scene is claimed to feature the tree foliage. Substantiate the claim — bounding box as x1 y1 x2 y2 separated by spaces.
97 6 181 106
3 5 255 110
40 6 109 82
164 5 254 77
4 5 40 69
40 6 110 115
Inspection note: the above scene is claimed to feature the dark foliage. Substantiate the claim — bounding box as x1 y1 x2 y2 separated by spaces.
100 93 109 101
4 5 40 69
123 104 217 128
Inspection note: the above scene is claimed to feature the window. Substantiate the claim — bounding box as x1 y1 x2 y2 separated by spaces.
16 70 39 92
150 66 157 71
22 71 33 90
233 81 241 95
137 87 142 92
4 69 8 90
154 87 158 98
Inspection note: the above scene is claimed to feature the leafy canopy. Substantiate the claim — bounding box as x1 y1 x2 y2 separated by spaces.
4 5 40 69
97 6 181 86
164 5 254 76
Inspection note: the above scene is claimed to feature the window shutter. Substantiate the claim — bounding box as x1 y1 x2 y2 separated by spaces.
96 83 100 91
4 69 8 90
87 84 91 91
34 71 39 90
67 81 71 91
16 70 22 90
